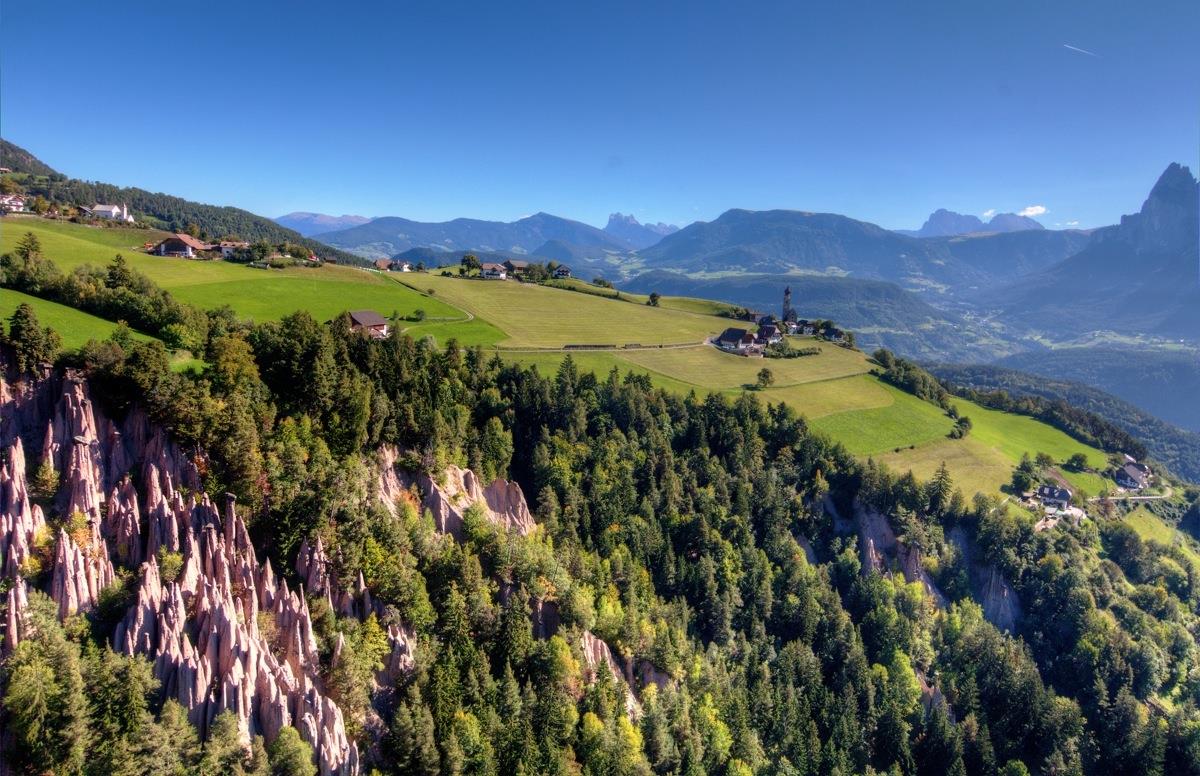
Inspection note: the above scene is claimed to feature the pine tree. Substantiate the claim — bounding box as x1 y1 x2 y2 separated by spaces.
268 726 316 776
2 592 89 774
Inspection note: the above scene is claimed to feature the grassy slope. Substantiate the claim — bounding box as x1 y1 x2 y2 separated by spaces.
415 273 719 347
0 219 461 325
1 218 1117 499
1125 507 1200 566
0 288 154 349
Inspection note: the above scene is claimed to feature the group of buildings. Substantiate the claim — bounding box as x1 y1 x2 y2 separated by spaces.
0 197 137 221
374 259 414 272
1032 455 1155 516
152 234 251 259
713 286 845 355
479 259 572 280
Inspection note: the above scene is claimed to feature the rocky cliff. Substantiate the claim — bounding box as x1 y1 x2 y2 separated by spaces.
0 371 369 775
377 445 535 538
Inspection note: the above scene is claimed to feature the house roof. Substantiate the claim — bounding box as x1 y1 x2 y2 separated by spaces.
1119 463 1150 484
717 327 749 344
1037 484 1072 500
480 262 506 271
92 204 122 214
219 240 249 248
504 259 530 269
158 233 213 251
349 310 388 328
374 259 392 270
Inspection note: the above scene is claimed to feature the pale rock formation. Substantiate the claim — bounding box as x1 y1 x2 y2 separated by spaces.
947 526 1022 632
580 629 641 718
378 447 534 538
0 369 362 775
0 436 47 577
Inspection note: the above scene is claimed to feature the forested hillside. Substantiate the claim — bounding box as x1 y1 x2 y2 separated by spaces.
930 363 1200 482
2 282 1200 775
0 139 365 266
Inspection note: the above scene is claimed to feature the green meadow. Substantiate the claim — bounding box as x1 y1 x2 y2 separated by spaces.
0 218 459 324
0 287 154 350
1125 507 1200 566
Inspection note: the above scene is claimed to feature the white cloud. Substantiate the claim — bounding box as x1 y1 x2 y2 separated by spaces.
982 208 996 218
1018 205 1047 217
1065 220 1080 227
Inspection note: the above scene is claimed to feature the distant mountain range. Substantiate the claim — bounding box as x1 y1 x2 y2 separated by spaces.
994 163 1199 338
634 208 1084 290
603 212 678 249
275 212 372 237
898 208 1045 238
314 211 634 258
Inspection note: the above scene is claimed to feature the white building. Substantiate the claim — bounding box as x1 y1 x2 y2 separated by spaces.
92 203 135 223
0 194 27 213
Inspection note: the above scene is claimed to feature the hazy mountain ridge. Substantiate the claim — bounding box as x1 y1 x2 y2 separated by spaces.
931 362 1200 481
636 208 1084 290
996 346 1200 433
604 212 679 249
994 163 1199 338
898 208 1046 237
316 211 633 258
275 211 372 236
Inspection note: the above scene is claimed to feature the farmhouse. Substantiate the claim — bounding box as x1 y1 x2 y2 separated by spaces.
481 262 507 280
1036 484 1073 509
218 240 249 258
0 194 27 213
503 259 529 275
755 323 783 346
348 310 390 339
716 327 755 353
552 265 572 279
91 203 135 223
374 259 392 271
1116 462 1152 490
394 260 412 272
824 327 846 342
154 233 215 258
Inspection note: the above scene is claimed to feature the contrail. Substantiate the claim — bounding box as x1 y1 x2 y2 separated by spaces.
1063 43 1100 57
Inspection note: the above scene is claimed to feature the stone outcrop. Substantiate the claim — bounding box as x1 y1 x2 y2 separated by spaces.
378 447 535 538
948 526 1022 633
855 501 947 608
580 630 641 717
0 370 363 775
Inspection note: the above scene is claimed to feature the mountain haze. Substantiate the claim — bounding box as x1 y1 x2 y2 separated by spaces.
996 163 1200 337
636 208 1083 290
317 211 633 258
275 211 372 236
603 212 679 249
904 208 1046 237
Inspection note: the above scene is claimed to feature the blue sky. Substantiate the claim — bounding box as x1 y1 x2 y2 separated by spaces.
3 1 1197 230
